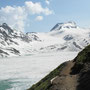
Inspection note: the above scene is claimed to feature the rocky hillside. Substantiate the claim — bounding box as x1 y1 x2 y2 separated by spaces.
28 45 90 90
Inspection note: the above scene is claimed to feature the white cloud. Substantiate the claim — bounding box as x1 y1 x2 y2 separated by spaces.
25 1 52 15
0 1 53 31
43 8 52 15
0 6 27 31
45 0 50 5
35 16 43 21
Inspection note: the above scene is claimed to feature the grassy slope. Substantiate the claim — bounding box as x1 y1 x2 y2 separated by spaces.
28 62 67 90
75 45 90 64
71 45 90 74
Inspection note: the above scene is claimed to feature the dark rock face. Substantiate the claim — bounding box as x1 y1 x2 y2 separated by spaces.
64 35 73 41
77 63 90 90
26 32 41 41
0 49 9 55
1 23 14 34
70 45 90 90
73 42 82 50
6 48 20 55
51 23 63 31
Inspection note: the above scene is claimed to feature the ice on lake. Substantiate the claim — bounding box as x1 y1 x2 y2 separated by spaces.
0 52 78 90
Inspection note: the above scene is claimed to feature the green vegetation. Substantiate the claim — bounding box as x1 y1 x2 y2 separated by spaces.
71 45 90 74
28 62 66 90
75 45 90 64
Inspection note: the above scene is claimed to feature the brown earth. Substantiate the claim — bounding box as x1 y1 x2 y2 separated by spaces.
49 61 78 90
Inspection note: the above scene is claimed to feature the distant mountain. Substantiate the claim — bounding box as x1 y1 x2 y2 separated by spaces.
0 23 41 57
0 22 90 57
39 22 90 52
28 45 90 90
51 21 78 31
26 32 41 41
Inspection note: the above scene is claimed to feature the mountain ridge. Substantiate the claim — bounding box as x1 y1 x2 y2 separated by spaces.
0 22 90 57
51 21 78 31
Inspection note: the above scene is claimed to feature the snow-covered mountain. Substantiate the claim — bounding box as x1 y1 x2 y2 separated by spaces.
44 22 90 51
0 22 90 57
51 21 78 31
0 23 41 57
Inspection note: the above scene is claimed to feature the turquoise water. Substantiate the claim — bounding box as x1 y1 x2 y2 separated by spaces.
0 79 13 90
0 79 26 90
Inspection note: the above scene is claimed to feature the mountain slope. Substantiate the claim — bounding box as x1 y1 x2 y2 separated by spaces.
0 23 41 57
0 22 90 57
38 22 90 52
28 45 90 90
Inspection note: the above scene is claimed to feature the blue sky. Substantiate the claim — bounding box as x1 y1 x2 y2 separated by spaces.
0 0 90 32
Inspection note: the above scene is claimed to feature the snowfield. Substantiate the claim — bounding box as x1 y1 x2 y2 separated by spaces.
0 52 78 90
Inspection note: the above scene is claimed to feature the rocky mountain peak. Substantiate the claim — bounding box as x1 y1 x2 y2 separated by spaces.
51 21 77 31
2 23 9 26
0 23 14 34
